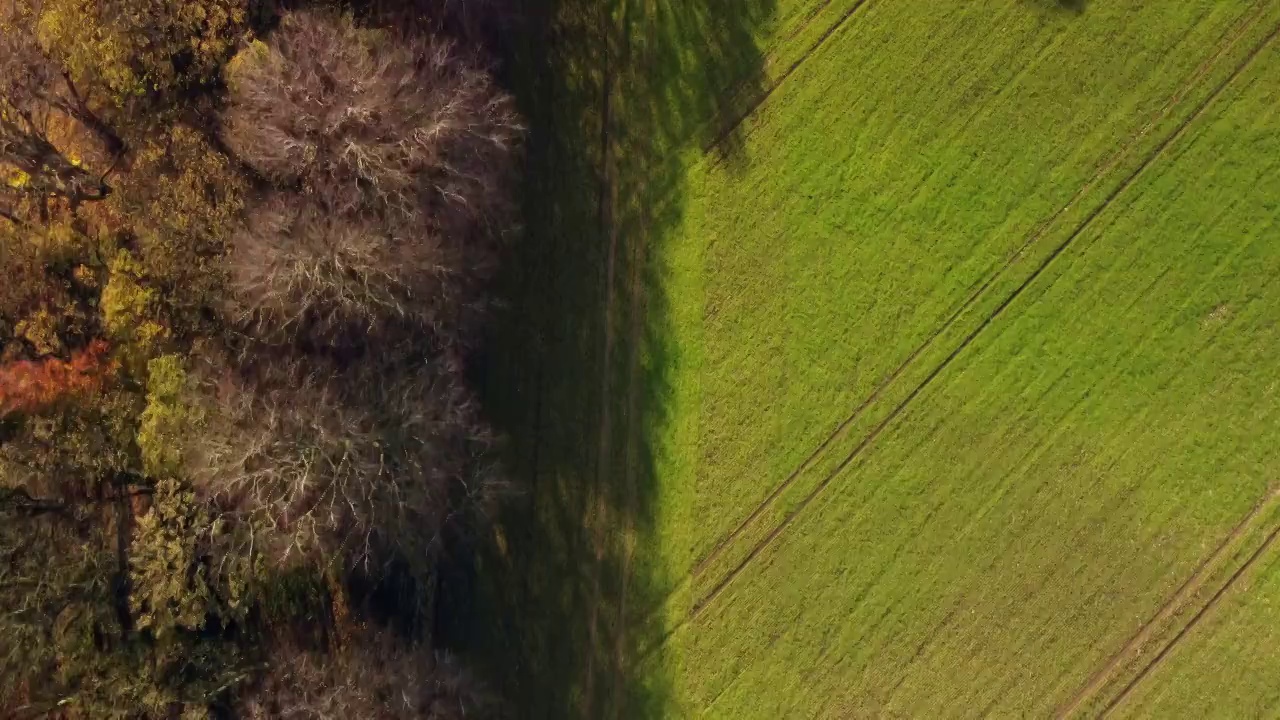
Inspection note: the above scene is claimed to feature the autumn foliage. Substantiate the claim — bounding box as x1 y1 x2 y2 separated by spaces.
1 2 518 717
0 340 116 416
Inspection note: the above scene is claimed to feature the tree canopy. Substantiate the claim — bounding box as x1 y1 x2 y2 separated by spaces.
0 3 521 717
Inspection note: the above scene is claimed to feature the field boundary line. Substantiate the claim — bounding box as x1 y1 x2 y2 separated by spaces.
1056 487 1280 718
683 13 1280 625
681 0 1274 591
701 0 875 154
1099 505 1280 717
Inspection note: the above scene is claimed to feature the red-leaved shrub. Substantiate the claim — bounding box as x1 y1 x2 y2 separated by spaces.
0 340 117 416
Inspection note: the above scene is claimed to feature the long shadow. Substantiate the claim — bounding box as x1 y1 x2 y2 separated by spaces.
433 0 774 716
1021 0 1088 15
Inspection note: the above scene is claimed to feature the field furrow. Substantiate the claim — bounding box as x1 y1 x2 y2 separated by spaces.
703 0 876 154
1106 533 1280 717
1059 489 1280 717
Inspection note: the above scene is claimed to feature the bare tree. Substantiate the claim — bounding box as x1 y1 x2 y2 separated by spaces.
184 352 502 569
223 9 520 219
239 631 495 720
226 193 484 345
221 9 521 347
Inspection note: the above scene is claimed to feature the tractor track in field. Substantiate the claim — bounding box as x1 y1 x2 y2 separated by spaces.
611 172 649 720
656 10 1280 642
608 2 653 713
1099 512 1280 717
1055 488 1280 719
776 0 839 47
704 0 834 102
669 0 1276 610
697 0 836 139
582 1 618 714
702 0 876 154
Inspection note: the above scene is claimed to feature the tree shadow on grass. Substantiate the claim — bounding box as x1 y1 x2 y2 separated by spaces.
434 0 775 716
1023 0 1088 16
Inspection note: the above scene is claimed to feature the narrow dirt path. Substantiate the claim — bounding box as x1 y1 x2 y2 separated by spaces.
581 1 619 714
610 201 647 718
609 2 648 711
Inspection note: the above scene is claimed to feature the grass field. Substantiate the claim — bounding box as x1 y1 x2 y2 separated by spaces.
455 0 1280 717
655 33 1280 715
1111 536 1280 718
659 0 1280 579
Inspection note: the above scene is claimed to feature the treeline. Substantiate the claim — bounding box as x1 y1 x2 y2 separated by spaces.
0 1 521 717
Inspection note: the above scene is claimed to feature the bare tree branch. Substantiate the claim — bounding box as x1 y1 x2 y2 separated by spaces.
221 10 523 348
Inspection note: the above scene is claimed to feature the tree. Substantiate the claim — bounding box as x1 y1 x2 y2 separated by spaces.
0 2 120 205
0 94 112 203
1 401 253 719
222 9 520 217
33 0 251 104
1 4 520 715
0 2 124 153
221 9 522 347
237 631 494 720
0 338 116 416
105 124 247 327
182 351 501 571
225 193 472 345
0 500 120 715
0 217 103 363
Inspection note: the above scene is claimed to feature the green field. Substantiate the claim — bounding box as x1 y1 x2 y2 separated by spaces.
461 0 1280 716
1112 531 1280 718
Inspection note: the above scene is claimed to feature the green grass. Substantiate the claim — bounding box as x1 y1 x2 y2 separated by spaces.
455 0 1280 716
656 0 1280 578
653 26 1280 717
1112 541 1280 718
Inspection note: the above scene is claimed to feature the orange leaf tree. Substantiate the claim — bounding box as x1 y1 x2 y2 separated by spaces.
0 339 116 416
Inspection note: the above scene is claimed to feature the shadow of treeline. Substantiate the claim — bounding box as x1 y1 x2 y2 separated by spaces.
433 0 775 716
1022 0 1087 16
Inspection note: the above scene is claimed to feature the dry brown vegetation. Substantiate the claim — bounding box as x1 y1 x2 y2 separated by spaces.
239 631 493 720
222 9 521 347
2 2 521 716
184 352 502 570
